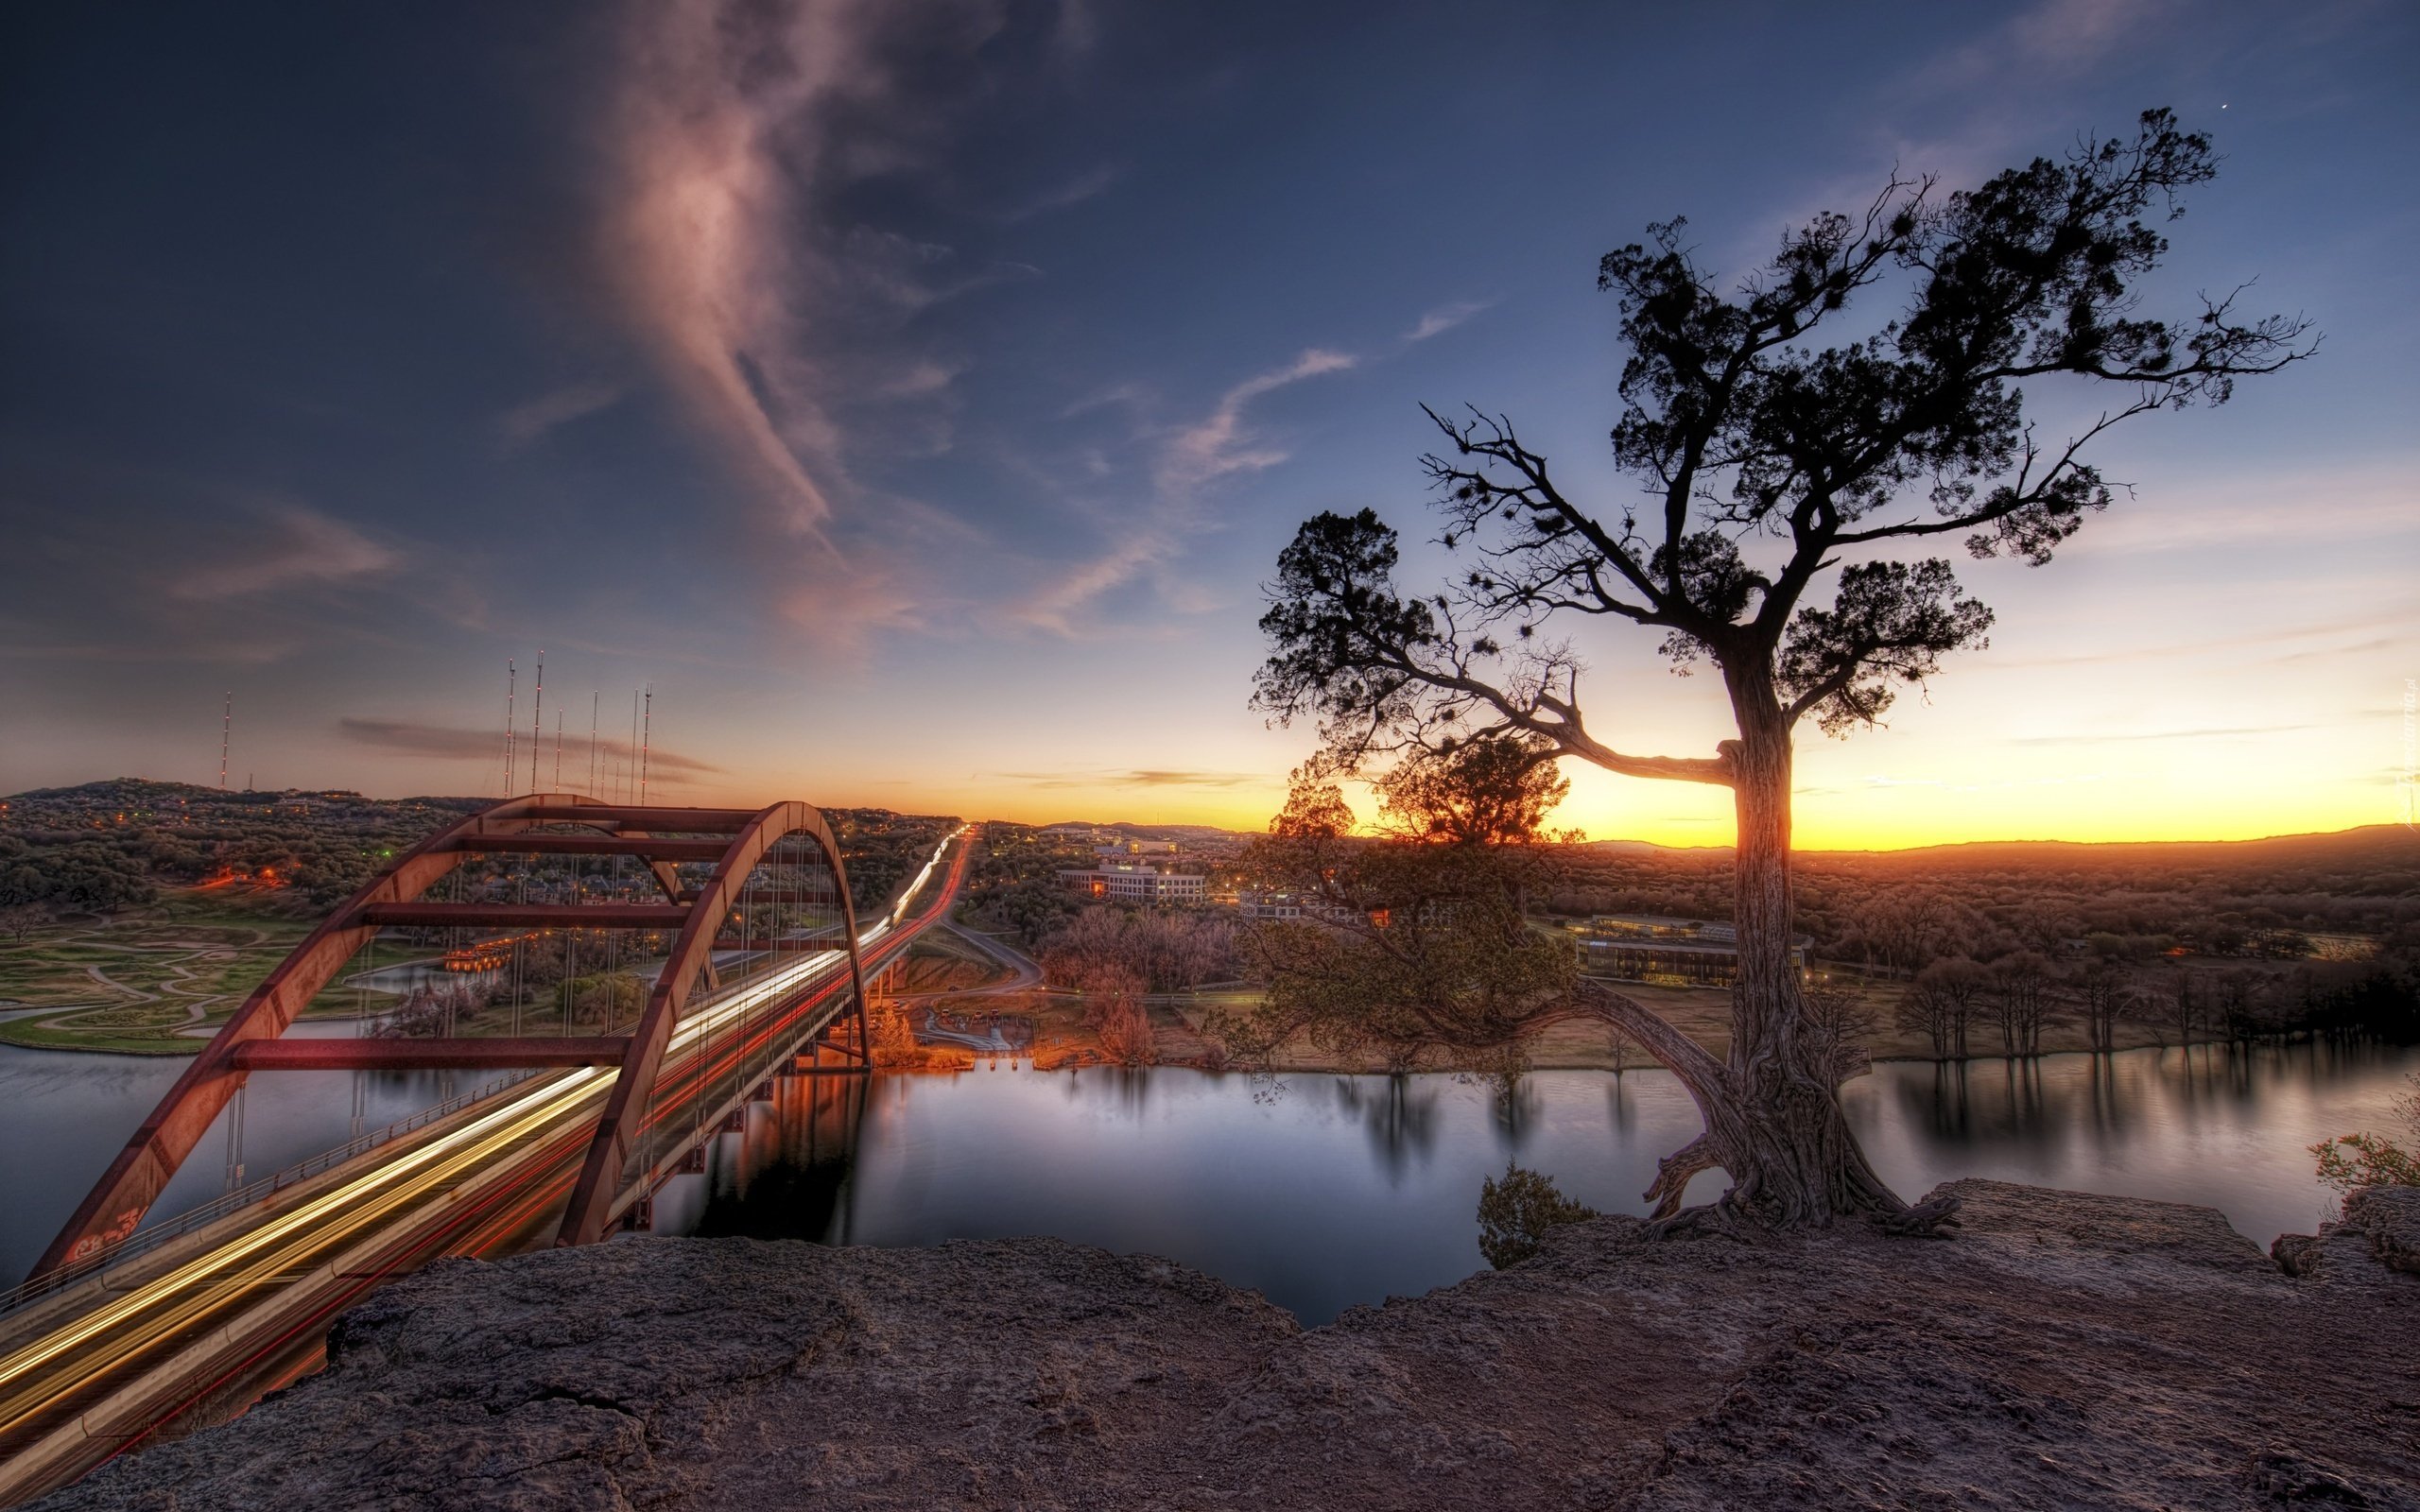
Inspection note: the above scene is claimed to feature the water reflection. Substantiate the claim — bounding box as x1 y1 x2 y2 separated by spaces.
677 1042 2415 1322
1 1040 2410 1319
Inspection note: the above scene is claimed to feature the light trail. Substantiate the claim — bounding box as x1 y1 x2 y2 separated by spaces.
0 1069 611 1431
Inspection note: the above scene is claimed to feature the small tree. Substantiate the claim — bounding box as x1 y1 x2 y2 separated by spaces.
1220 742 1581 1082
1477 1162 1599 1268
1253 112 2308 1228
1990 952 2053 1056
1078 963 1160 1066
1802 979 1877 1068
2078 962 2132 1053
2168 971 2203 1049
865 995 921 1067
1898 957 1983 1060
0 902 46 944
2311 1074 2420 1194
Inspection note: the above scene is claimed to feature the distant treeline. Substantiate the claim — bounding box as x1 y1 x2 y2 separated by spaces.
1543 827 2420 971
0 779 484 913
0 779 955 920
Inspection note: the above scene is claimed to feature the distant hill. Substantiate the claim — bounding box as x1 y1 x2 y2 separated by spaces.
1804 824 2416 868
1033 819 1253 844
0 779 942 916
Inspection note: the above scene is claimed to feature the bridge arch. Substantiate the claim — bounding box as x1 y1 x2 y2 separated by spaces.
33 794 866 1280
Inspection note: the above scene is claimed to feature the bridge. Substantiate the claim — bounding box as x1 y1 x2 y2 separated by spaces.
0 795 976 1503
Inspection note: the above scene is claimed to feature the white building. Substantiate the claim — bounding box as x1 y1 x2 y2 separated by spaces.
1059 862 1208 905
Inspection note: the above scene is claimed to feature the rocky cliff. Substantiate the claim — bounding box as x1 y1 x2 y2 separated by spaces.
39 1181 2420 1510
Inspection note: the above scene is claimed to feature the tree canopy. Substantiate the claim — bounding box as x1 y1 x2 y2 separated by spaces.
1254 111 2310 777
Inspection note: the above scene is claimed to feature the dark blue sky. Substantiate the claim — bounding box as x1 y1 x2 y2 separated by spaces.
3 1 2412 841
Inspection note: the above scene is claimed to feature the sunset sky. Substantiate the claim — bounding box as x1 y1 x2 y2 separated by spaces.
2 1 2412 848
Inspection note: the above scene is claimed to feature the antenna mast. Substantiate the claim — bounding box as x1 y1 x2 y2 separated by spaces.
529 651 544 794
639 684 652 806
503 659 517 799
218 692 232 790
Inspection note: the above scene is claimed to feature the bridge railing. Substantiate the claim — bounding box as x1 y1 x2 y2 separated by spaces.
0 1068 545 1320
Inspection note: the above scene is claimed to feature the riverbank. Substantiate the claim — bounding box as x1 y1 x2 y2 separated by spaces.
35 1179 2418 1510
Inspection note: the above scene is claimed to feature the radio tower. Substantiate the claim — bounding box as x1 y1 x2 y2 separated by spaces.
639 684 652 806
503 660 517 799
529 652 544 794
218 693 232 790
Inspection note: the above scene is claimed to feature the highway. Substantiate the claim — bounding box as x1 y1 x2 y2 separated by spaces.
0 825 976 1504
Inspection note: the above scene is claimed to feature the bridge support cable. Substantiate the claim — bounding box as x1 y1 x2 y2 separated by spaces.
28 794 863 1283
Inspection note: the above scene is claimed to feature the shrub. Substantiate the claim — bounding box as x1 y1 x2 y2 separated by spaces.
1476 1163 1599 1268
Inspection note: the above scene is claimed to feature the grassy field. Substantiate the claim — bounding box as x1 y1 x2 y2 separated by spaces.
0 887 328 1054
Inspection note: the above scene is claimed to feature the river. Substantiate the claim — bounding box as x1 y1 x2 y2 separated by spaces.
1 1040 2411 1319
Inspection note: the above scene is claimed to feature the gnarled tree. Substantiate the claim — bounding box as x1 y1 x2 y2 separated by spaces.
1253 112 2310 1229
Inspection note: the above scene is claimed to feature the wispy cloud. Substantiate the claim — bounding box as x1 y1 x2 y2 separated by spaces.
497 382 625 448
994 767 1260 788
1155 347 1357 497
1913 0 2181 94
600 0 1067 652
1003 162 1119 221
1404 299 1495 343
1987 609 2410 669
1010 347 1358 635
1012 535 1171 636
337 717 724 775
2013 723 2323 747
170 505 401 602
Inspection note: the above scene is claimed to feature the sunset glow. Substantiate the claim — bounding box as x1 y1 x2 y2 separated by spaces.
1 3 2410 850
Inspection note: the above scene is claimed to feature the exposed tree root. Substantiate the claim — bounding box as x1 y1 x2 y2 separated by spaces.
1561 982 1964 1241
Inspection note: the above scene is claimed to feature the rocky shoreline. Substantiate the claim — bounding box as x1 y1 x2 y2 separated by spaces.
38 1181 2420 1511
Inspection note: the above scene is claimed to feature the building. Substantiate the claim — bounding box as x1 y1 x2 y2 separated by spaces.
1058 860 1208 905
1236 889 1373 926
1096 839 1178 859
1237 889 1317 922
1571 914 1809 988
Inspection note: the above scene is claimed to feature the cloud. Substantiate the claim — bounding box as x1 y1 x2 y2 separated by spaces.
1003 162 1119 221
1155 347 1357 497
169 506 402 602
2013 723 2323 747
497 382 626 447
601 1 1055 560
1008 347 1359 636
1988 609 2411 669
1918 0 2179 91
337 717 724 775
1404 299 1495 343
994 767 1260 788
1060 381 1150 421
1012 534 1173 636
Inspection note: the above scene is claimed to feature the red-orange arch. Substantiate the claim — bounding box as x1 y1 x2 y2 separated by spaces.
33 794 865 1280
555 799 863 1246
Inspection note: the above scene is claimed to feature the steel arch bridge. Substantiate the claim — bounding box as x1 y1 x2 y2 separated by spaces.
33 794 876 1281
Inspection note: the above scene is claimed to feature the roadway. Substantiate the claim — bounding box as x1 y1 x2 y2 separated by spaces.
0 825 977 1505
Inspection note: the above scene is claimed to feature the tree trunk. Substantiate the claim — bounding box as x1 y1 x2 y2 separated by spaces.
1640 666 1952 1232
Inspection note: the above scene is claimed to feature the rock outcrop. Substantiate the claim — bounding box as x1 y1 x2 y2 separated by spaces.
39 1181 2420 1511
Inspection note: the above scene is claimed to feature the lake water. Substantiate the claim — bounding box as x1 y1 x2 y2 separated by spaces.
2 1040 2411 1319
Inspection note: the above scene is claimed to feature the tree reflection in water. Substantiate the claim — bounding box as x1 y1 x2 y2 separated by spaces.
651 1045 2417 1322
